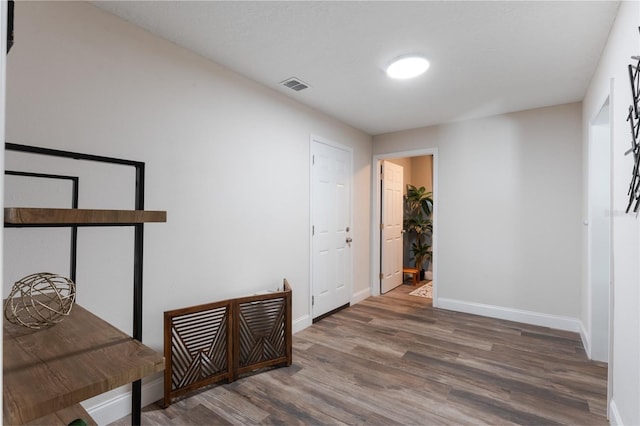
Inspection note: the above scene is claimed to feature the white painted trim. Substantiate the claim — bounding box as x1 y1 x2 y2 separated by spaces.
351 287 371 305
371 148 438 305
431 152 439 307
309 134 354 321
585 81 615 415
308 137 314 324
609 399 623 426
437 298 583 333
579 320 591 358
83 378 163 425
607 77 615 415
586 92 613 363
293 314 312 334
370 160 380 297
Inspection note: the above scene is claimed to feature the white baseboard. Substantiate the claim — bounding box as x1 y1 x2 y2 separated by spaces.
293 314 311 334
83 378 163 425
437 298 582 333
351 287 371 305
579 321 591 359
609 399 623 425
294 287 369 335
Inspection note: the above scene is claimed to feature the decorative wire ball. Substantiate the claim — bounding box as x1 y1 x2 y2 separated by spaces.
4 272 76 329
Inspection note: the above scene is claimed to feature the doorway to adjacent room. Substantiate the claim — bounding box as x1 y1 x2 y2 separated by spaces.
373 149 437 306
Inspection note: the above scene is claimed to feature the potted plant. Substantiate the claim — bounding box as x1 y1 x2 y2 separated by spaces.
404 184 433 280
405 184 433 218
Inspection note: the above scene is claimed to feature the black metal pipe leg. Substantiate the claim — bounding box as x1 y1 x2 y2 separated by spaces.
132 379 142 425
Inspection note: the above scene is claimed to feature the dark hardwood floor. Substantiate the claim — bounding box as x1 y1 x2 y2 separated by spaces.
113 283 607 425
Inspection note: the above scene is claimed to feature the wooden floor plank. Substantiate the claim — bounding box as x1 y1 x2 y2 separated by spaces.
111 284 607 425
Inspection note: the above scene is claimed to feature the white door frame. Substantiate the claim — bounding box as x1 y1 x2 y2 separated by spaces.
586 88 614 410
309 134 354 319
371 148 438 304
587 93 613 360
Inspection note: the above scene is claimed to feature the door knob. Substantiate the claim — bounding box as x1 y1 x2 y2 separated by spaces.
346 237 353 246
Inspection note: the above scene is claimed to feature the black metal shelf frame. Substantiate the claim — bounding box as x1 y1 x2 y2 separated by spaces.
5 170 79 282
4 142 148 425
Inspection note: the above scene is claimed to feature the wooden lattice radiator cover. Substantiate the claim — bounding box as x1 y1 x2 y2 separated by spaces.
163 279 292 406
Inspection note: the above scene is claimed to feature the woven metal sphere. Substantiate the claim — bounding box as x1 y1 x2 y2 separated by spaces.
4 272 76 329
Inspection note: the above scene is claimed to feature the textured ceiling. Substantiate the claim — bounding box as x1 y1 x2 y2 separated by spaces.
93 1 620 136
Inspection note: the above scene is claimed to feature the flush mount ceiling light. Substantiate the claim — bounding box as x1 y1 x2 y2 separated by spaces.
386 56 430 79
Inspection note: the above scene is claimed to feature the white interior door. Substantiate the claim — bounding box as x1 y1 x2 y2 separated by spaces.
311 139 352 319
380 161 404 294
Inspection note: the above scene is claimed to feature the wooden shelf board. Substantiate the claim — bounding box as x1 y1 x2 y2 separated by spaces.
3 303 164 425
4 208 166 225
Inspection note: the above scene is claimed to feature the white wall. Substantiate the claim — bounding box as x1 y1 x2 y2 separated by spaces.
582 1 640 423
4 1 371 420
374 103 583 326
411 155 433 194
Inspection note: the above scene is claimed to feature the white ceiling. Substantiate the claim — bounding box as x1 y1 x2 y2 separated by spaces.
93 1 620 136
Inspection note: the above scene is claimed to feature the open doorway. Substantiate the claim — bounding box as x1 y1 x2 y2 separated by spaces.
372 149 438 306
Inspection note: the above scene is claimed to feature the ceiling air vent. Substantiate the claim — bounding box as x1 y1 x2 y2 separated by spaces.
281 77 310 92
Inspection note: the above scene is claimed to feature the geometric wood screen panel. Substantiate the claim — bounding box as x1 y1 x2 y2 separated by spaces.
235 292 291 377
164 279 292 407
163 300 233 406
